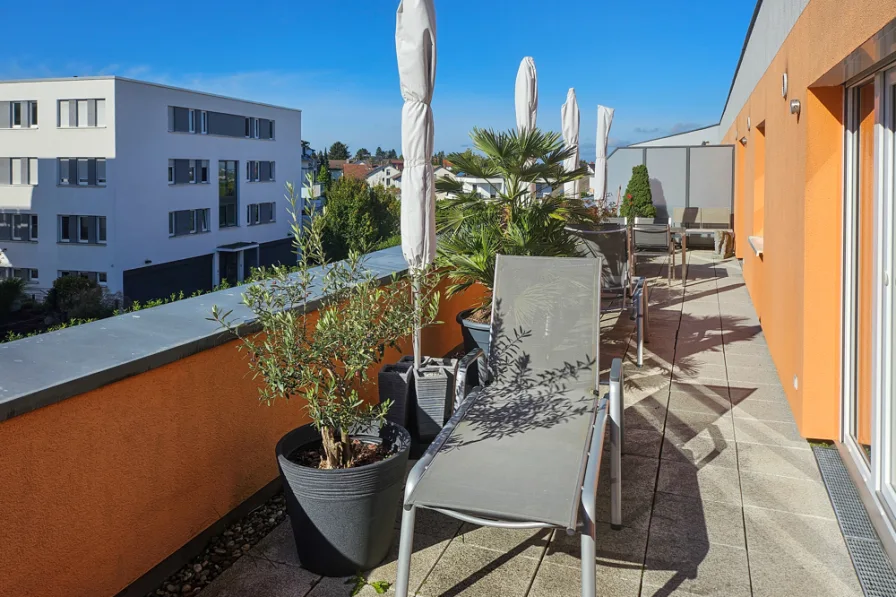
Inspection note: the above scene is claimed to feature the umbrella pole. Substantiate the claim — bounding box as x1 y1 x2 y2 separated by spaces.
412 272 422 370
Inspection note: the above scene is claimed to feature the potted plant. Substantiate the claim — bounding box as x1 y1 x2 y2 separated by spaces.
211 180 439 576
434 127 594 355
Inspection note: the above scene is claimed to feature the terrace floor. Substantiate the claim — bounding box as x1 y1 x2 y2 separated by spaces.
201 252 862 597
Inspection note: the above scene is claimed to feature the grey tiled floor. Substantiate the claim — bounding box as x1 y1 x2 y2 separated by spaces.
203 252 862 596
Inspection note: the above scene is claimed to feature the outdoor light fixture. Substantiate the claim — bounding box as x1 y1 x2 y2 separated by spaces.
747 116 751 131
790 99 801 116
782 73 788 98
739 137 748 146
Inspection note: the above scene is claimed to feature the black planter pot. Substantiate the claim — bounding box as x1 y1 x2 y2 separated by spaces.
457 309 491 357
275 422 411 576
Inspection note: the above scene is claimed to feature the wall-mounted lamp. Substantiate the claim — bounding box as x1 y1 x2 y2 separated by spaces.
782 73 788 98
790 99 801 116
747 116 751 131
739 137 748 146
144 259 152 264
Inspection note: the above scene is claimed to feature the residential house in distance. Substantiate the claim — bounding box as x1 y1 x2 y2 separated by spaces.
0 77 302 301
327 159 347 182
341 163 373 181
365 163 402 189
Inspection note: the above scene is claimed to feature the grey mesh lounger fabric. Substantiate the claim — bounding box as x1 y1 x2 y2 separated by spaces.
394 255 624 597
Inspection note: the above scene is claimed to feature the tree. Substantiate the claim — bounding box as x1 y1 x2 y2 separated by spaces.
386 149 398 159
329 141 350 160
375 146 384 160
320 176 400 260
354 148 371 162
619 164 656 219
431 150 446 167
301 139 310 152
317 163 331 188
435 127 594 319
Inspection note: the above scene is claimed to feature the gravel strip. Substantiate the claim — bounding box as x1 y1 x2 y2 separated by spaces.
146 492 287 596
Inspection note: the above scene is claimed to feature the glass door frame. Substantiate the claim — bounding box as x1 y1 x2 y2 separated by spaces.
841 67 896 524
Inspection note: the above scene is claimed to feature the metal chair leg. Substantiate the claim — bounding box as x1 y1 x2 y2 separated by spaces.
394 506 417 597
580 528 597 597
609 358 623 530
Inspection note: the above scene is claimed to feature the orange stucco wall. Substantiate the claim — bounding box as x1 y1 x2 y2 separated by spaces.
723 0 896 439
0 281 484 597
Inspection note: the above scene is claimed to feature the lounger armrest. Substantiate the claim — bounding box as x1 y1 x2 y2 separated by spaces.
404 387 484 505
455 348 486 409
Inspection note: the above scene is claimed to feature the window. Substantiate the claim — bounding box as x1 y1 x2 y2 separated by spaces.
58 215 106 244
60 216 71 242
188 109 195 133
247 161 259 182
200 111 208 134
219 160 238 227
77 100 89 128
10 159 22 185
197 208 210 232
246 161 275 183
78 216 90 242
168 159 174 184
96 100 105 127
247 202 276 225
12 102 22 127
189 160 197 184
200 160 209 183
3 101 37 128
29 101 37 127
270 121 274 139
29 158 38 185
58 270 106 285
30 214 38 239
11 215 23 240
59 159 69 184
59 100 70 128
96 159 106 186
77 159 88 185
0 268 38 283
59 99 105 128
270 162 275 181
98 272 107 284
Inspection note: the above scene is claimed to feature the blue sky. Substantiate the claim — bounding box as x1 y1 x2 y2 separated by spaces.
3 0 755 156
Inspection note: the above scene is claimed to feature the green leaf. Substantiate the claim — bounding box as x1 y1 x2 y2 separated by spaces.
370 580 391 594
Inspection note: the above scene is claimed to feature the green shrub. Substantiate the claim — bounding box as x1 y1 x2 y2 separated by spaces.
321 176 400 260
620 164 656 219
0 277 26 320
46 275 114 321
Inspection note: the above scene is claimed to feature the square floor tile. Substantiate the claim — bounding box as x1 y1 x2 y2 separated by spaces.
544 524 647 582
734 443 821 481
201 555 318 597
455 525 549 560
642 535 750 597
739 472 834 519
651 491 746 548
733 418 810 449
731 399 795 424
661 435 739 470
665 410 735 443
528 561 641 597
657 460 742 505
417 542 539 597
358 532 451 595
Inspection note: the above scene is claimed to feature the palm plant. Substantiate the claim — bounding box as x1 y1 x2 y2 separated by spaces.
436 127 594 320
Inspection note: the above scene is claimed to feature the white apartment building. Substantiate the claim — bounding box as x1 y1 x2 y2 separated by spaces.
0 77 302 301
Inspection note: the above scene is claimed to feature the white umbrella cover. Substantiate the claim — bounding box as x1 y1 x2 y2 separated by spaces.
396 0 437 368
561 88 580 198
595 105 615 203
515 57 538 198
515 57 538 133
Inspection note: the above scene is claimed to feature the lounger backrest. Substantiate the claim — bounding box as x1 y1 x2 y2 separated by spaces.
570 226 628 292
489 255 601 392
700 207 732 229
603 216 628 226
633 224 670 250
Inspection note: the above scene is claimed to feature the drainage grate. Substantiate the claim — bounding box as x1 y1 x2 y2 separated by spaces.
814 446 896 597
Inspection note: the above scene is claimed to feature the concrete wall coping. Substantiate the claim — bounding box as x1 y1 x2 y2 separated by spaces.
0 246 408 422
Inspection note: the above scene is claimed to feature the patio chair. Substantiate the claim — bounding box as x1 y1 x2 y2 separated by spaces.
567 224 651 367
632 217 675 284
395 255 624 597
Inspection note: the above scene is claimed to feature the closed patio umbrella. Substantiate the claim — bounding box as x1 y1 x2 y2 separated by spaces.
515 57 537 197
396 0 437 369
595 105 615 203
561 88 580 198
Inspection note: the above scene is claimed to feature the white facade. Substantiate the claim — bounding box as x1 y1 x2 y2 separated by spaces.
365 165 402 189
455 175 553 199
630 124 721 147
0 77 302 298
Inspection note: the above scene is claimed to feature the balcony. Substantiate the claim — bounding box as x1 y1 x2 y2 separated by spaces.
0 248 865 597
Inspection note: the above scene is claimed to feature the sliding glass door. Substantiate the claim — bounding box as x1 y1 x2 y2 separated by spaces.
844 66 896 523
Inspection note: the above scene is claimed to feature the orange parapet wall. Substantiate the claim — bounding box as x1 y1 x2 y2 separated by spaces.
0 278 484 597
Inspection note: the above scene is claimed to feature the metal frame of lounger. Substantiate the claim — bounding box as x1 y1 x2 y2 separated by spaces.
394 256 624 597
567 224 651 367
